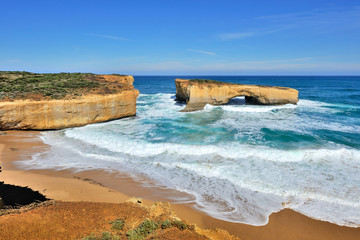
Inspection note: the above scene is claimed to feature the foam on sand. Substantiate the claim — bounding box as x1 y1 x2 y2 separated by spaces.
16 93 360 227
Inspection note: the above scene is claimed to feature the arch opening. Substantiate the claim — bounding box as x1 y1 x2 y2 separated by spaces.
225 95 262 106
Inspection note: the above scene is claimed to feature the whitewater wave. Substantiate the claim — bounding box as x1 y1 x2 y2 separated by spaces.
17 128 360 227
16 93 360 227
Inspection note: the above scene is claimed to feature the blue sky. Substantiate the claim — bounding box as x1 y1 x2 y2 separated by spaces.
1 0 360 75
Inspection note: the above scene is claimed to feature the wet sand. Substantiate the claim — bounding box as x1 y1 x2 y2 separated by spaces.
0 131 359 240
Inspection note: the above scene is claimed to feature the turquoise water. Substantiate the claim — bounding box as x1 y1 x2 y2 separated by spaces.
19 76 360 226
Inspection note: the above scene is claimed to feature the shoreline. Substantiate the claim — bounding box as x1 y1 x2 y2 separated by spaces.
1 131 359 239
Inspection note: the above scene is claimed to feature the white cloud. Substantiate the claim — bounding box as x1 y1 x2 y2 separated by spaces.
0 59 22 63
254 7 360 32
218 32 254 41
219 6 360 41
187 49 216 56
86 33 129 41
218 26 293 41
9 58 360 75
107 57 360 75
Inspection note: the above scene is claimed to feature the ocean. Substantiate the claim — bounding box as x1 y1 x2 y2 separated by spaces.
18 76 360 227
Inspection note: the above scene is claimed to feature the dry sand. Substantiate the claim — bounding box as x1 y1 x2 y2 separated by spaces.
0 131 359 240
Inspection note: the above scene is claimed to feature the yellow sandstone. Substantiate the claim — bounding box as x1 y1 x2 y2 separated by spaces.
175 79 299 111
0 75 139 130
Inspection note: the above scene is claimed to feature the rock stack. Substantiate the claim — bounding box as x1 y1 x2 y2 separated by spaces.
175 78 299 112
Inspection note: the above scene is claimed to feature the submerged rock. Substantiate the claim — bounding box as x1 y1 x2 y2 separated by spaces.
175 78 299 111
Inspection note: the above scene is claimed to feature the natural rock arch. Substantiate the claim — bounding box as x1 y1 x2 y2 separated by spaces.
175 79 299 112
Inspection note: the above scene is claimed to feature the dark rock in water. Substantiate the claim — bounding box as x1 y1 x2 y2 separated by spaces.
0 131 7 136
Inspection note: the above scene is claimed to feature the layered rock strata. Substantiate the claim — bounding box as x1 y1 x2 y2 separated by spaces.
0 75 139 130
98 75 135 85
175 79 299 112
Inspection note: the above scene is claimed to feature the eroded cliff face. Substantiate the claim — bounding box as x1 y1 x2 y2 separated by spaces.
0 75 139 130
175 79 299 112
98 75 134 85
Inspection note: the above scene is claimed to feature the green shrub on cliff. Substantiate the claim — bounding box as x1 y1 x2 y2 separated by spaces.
0 71 116 100
82 218 190 240
190 79 218 82
171 219 188 230
110 218 125 230
111 73 128 77
127 219 159 240
82 232 120 240
189 79 226 84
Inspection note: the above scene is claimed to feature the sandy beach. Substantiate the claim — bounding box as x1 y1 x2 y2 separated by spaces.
1 131 359 240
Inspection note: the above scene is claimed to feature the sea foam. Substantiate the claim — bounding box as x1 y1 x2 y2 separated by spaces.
17 93 360 227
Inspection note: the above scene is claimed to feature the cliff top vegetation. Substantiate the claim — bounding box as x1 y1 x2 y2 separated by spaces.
186 78 288 89
189 79 224 84
188 79 238 86
0 71 131 101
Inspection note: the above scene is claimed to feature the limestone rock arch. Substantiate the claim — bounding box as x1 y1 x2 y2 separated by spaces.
175 79 299 112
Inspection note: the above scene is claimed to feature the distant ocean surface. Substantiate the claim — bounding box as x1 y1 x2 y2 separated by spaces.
19 76 360 227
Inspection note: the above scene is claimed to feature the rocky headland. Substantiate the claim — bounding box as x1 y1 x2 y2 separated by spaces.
175 78 299 111
0 72 139 130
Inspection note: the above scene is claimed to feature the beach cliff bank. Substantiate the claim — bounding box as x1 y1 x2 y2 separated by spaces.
175 78 299 111
0 73 139 130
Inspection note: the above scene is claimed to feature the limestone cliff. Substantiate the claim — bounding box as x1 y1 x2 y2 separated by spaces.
98 75 134 85
0 74 139 130
175 79 299 111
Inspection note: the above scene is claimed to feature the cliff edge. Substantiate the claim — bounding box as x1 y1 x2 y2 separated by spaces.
0 72 139 130
175 79 299 112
